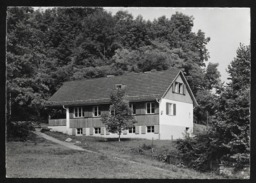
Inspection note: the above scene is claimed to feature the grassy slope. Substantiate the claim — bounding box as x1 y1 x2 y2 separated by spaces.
6 131 225 179
6 133 178 178
42 131 223 179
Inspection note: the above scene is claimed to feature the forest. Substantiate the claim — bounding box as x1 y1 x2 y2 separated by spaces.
7 7 220 122
7 7 250 170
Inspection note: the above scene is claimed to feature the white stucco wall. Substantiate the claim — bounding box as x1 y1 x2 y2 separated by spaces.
159 98 193 140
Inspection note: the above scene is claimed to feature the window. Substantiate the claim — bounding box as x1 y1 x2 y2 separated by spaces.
166 103 176 116
77 128 83 135
74 107 84 118
129 103 136 115
147 126 154 133
92 106 101 117
146 102 155 114
174 82 184 94
129 127 135 133
95 127 101 134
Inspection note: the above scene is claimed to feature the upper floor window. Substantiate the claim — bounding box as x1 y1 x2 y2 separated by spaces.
92 106 101 117
166 102 176 116
74 107 84 118
174 82 184 94
146 102 155 114
129 103 136 115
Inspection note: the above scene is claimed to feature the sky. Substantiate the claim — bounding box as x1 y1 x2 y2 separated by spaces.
104 7 250 82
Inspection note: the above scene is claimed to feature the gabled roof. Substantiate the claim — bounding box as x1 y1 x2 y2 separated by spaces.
46 68 197 106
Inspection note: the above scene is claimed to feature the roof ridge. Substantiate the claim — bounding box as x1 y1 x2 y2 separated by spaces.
64 68 180 84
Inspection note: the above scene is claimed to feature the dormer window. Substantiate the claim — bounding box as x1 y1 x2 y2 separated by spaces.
174 82 184 94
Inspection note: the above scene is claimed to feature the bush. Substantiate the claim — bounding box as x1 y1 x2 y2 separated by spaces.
7 121 35 141
176 130 223 172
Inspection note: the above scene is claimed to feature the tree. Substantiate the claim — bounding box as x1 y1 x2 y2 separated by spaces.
211 44 250 168
204 62 221 90
7 7 50 121
101 89 137 142
176 44 250 171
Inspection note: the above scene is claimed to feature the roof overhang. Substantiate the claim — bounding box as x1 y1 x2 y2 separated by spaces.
45 94 162 107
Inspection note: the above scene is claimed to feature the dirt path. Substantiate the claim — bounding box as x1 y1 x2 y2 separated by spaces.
33 130 88 152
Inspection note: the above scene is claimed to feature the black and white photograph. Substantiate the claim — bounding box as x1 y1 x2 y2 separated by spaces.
5 6 250 179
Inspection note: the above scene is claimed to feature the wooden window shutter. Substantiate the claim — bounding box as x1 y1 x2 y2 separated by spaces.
141 126 146 134
172 83 175 93
154 125 159 134
82 128 86 135
135 126 140 134
101 127 105 135
123 130 127 135
88 107 93 117
166 103 169 115
72 128 76 135
90 127 93 135
174 104 176 115
183 84 186 95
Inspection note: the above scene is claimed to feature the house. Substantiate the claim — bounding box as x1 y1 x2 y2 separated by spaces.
46 68 198 140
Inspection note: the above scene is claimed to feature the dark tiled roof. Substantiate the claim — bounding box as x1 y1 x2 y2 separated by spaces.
47 68 181 106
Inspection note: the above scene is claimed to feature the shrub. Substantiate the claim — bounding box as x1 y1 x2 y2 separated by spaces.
7 120 35 141
176 129 223 172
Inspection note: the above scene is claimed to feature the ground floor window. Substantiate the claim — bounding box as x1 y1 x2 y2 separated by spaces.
95 127 101 134
77 128 83 135
129 127 135 133
147 126 154 133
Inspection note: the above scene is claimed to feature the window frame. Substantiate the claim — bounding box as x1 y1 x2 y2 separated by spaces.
146 102 155 114
166 102 176 116
77 128 83 135
94 127 101 134
147 126 154 133
92 106 101 117
174 82 184 95
128 126 136 133
74 107 84 118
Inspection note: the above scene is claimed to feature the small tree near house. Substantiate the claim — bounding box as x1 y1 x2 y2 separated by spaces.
101 89 137 142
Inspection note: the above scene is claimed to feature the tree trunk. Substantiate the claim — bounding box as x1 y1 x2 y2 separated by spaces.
118 132 121 142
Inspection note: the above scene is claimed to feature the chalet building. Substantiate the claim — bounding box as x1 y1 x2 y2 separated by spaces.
46 68 198 140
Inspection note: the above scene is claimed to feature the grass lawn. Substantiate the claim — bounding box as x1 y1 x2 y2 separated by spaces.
6 130 228 179
6 133 179 178
39 131 225 179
